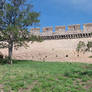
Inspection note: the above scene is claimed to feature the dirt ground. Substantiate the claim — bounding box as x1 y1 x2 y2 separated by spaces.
1 38 92 64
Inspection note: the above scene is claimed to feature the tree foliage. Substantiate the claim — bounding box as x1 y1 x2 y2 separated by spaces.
76 41 85 53
87 41 92 51
0 0 40 64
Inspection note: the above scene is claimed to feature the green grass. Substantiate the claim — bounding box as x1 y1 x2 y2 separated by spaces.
0 60 92 92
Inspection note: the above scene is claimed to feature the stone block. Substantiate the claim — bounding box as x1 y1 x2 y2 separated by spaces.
42 27 53 32
30 28 40 36
55 26 65 31
83 23 92 33
68 24 81 31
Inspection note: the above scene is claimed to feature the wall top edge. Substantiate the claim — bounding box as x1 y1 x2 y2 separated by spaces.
42 26 53 28
83 23 92 26
55 26 66 27
31 28 40 29
68 24 81 26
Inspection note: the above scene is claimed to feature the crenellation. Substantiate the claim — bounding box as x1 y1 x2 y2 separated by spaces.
68 25 75 31
54 26 65 35
75 24 81 30
30 23 92 39
55 26 65 31
31 28 40 31
41 27 53 36
83 23 92 33
30 28 40 36
68 24 81 31
42 27 53 32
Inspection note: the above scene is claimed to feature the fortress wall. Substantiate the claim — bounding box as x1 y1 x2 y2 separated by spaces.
1 37 92 63
42 27 53 32
68 24 81 31
54 26 66 35
83 23 92 33
1 38 91 63
41 27 53 36
55 26 65 31
30 28 40 36
68 25 75 31
30 23 92 39
66 24 81 35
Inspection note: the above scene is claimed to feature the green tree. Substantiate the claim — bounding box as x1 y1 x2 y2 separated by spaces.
0 0 40 64
76 41 85 56
87 41 92 51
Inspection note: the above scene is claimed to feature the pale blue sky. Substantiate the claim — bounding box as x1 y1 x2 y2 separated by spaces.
32 0 92 30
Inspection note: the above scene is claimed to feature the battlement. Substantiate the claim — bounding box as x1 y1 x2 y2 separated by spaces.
68 24 81 31
30 28 40 36
30 23 92 39
55 26 65 31
31 28 40 31
83 23 92 32
42 27 53 32
40 27 53 36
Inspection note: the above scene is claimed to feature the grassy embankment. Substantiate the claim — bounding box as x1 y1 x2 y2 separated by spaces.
0 60 92 92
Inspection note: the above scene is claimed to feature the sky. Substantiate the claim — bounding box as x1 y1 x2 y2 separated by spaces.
32 0 92 30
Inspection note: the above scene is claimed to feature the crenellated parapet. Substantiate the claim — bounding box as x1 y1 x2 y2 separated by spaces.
30 28 40 36
67 24 81 34
83 23 92 33
55 26 65 31
42 27 53 32
30 23 92 39
41 27 53 36
68 24 80 31
54 26 66 35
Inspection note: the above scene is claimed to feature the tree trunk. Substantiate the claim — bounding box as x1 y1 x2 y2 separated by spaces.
8 42 13 64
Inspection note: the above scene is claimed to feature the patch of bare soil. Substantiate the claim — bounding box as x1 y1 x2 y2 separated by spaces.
0 84 4 92
83 80 92 91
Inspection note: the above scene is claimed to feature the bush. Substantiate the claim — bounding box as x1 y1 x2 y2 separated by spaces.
76 41 85 53
0 56 9 64
89 56 92 58
87 41 92 51
0 52 3 59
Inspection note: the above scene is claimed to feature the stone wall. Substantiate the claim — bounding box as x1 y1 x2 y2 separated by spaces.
41 27 53 36
68 24 81 31
54 26 66 35
30 28 40 36
30 23 92 39
83 23 92 33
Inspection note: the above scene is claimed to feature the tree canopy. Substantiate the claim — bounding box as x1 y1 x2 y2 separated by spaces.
0 0 40 64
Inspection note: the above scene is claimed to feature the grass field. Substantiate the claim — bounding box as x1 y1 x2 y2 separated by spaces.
0 60 92 92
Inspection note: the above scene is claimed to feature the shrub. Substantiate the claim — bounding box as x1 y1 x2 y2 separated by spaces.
87 41 92 51
0 56 9 64
76 41 85 53
0 52 3 59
